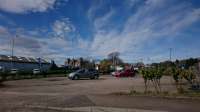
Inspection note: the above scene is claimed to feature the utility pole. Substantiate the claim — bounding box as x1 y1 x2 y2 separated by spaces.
11 35 16 69
111 54 114 70
169 48 172 61
38 57 42 71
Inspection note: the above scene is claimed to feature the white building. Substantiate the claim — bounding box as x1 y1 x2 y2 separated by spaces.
0 55 51 73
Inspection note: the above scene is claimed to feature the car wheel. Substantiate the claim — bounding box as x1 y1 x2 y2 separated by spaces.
94 75 99 79
73 75 79 80
90 76 95 79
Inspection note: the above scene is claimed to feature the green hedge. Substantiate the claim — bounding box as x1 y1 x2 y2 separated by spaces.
0 69 74 80
46 69 73 75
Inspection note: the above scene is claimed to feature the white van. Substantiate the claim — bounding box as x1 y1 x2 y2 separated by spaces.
10 69 18 74
33 69 40 74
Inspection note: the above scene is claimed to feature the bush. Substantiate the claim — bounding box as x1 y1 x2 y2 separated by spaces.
169 67 196 85
140 67 164 93
45 69 73 77
181 68 196 85
164 66 197 93
51 70 70 74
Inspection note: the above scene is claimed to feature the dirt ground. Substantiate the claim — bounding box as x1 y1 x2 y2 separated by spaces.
0 75 200 112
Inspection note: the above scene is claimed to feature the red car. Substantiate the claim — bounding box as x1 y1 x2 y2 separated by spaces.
113 69 135 77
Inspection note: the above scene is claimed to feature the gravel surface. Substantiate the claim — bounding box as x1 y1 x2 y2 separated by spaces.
0 75 199 112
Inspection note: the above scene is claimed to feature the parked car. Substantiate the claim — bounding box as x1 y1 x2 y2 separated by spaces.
68 68 99 80
111 70 122 76
0 66 3 73
111 71 116 76
113 69 135 77
33 69 40 75
10 69 18 75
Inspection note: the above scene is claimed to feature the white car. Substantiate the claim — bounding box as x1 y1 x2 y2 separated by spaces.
10 69 18 74
111 71 116 76
0 66 3 72
33 69 40 74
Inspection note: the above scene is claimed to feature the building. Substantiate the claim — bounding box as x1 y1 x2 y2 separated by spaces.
65 58 82 68
132 62 145 68
0 55 51 73
65 58 95 69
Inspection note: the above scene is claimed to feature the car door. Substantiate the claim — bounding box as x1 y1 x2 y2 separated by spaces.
130 69 135 76
83 69 91 78
78 69 85 78
126 70 130 76
79 69 89 78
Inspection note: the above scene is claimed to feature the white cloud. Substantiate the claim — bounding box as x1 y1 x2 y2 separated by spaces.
145 0 166 6
1 0 200 64
77 38 89 49
0 30 72 63
0 25 8 34
87 0 103 21
52 18 76 39
0 18 77 63
89 0 200 62
94 9 115 32
0 0 57 13
126 0 140 7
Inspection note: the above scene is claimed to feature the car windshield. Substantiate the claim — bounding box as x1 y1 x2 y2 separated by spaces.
88 69 96 72
76 69 85 73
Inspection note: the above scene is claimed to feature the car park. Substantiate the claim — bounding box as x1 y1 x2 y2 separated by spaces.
68 68 99 80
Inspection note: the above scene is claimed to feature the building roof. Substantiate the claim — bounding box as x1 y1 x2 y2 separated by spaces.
0 55 50 64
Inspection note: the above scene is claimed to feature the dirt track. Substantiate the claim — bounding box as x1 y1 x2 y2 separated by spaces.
0 75 200 112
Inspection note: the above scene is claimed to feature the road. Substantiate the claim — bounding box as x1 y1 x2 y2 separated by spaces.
0 75 200 112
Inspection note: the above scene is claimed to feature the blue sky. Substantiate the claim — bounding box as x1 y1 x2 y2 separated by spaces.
0 0 200 64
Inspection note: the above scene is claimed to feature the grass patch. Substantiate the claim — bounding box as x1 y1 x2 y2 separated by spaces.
111 90 200 99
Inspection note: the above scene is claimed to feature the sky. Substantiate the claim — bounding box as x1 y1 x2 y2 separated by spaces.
0 0 200 64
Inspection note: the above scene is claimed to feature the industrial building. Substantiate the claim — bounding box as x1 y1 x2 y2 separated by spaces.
0 55 51 73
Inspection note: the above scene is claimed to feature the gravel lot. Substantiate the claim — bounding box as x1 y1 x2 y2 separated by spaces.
0 75 200 112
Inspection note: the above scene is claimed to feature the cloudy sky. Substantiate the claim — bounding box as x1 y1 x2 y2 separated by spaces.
0 0 200 64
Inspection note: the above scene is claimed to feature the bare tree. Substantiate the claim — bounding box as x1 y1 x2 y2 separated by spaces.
108 52 122 67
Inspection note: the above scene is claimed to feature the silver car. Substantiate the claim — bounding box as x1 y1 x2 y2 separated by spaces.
68 68 99 80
